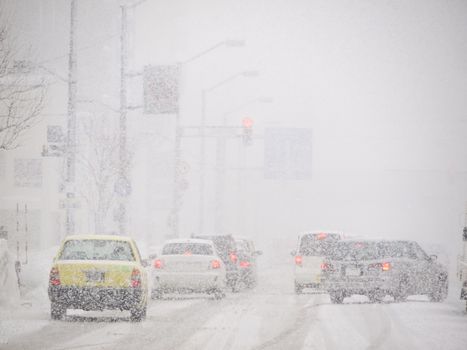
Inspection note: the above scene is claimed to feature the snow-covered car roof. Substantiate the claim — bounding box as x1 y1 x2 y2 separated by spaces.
162 238 215 245
62 234 134 242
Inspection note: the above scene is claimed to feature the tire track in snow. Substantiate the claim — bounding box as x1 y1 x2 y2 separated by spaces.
251 294 328 350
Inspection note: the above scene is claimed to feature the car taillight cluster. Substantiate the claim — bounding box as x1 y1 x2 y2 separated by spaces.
381 262 391 271
320 262 333 271
210 260 221 269
239 261 251 268
368 262 392 271
131 268 142 288
49 267 61 286
154 259 163 269
294 255 303 266
229 253 238 264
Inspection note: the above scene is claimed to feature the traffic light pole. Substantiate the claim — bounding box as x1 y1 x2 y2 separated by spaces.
214 120 227 233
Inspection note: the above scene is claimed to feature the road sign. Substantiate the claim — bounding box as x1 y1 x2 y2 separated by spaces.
143 65 180 114
264 128 312 180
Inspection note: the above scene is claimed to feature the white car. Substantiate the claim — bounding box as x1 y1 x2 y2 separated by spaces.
151 239 226 299
292 232 342 294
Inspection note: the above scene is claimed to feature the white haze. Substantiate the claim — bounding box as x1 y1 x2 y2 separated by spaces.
2 0 467 259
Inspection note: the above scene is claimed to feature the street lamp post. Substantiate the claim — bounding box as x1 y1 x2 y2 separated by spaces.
117 0 151 235
171 40 245 238
199 71 259 235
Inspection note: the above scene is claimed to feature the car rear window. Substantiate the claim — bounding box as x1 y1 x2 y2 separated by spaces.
59 239 135 261
330 241 379 260
299 234 340 256
162 243 213 256
193 235 236 257
330 241 419 261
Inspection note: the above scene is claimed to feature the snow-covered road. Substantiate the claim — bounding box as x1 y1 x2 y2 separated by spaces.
1 261 467 350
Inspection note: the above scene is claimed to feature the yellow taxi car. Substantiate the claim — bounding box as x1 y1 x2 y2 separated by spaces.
48 234 148 321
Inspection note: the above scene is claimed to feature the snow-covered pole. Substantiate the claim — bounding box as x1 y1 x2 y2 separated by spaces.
118 4 129 236
66 0 77 235
172 62 182 238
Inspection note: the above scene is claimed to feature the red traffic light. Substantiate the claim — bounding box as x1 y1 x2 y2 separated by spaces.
242 117 253 129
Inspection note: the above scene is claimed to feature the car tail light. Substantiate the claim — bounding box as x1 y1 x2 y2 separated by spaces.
49 267 60 286
381 262 391 271
317 233 327 240
183 251 192 256
154 259 163 269
295 255 302 266
239 261 250 268
131 268 141 288
229 253 238 264
320 262 333 271
211 260 221 269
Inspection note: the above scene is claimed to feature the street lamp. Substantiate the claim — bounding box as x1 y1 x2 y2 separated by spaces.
170 40 245 238
198 70 260 234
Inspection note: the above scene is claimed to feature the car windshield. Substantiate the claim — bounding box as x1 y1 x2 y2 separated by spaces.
299 234 340 256
162 243 213 256
59 240 135 261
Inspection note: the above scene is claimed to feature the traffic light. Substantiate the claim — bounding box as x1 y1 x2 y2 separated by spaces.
242 117 253 146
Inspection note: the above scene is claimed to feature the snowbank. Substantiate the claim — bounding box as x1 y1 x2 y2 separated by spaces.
0 239 20 307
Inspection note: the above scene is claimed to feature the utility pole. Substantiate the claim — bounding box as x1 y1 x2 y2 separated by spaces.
66 0 77 235
198 89 207 234
172 63 183 238
117 5 129 235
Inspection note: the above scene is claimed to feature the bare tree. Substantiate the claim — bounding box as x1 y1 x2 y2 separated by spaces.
0 19 46 150
76 114 121 233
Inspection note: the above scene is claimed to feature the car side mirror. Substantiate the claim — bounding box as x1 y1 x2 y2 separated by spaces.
141 259 150 267
290 250 296 256
253 250 263 257
148 253 158 260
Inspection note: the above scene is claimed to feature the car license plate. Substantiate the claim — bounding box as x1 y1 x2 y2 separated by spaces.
346 267 361 277
85 271 105 283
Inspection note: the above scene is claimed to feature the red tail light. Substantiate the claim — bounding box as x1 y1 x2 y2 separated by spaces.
320 262 332 271
183 251 192 256
239 261 250 268
381 262 391 271
229 253 238 264
154 259 163 269
317 233 327 240
131 268 141 288
211 260 221 269
295 255 302 266
49 267 60 286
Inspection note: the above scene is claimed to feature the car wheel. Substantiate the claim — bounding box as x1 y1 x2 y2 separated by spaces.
330 291 344 304
294 282 303 295
394 275 409 302
429 275 448 303
151 289 163 300
231 282 240 293
368 290 384 303
213 289 226 300
51 302 66 320
130 303 147 322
